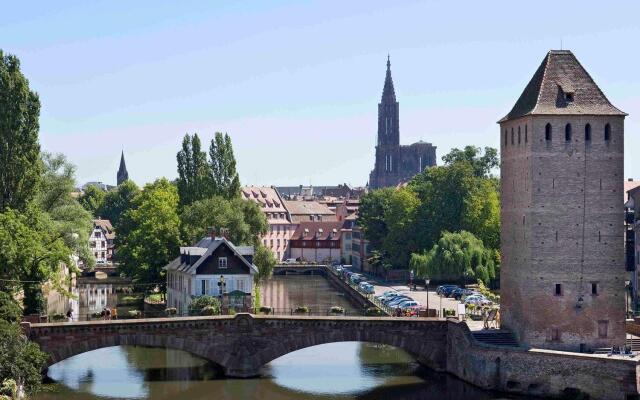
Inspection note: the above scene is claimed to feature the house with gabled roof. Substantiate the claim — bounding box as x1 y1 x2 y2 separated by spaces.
164 234 257 314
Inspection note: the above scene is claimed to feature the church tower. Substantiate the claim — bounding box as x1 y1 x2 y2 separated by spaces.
499 50 626 351
369 56 401 189
117 150 129 186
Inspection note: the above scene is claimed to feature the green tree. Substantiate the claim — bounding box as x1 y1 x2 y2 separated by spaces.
176 133 210 206
78 184 106 216
97 179 140 227
358 188 394 250
462 179 500 250
116 178 181 294
253 244 276 282
0 51 42 213
180 196 267 246
441 145 499 178
410 230 497 284
0 320 47 396
208 132 241 199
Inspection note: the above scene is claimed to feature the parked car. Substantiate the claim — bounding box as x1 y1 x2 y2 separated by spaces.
350 274 365 285
399 300 420 309
387 296 413 307
452 288 478 300
359 282 375 294
464 295 493 306
375 290 397 300
283 258 297 264
436 285 459 296
383 295 411 305
443 286 460 297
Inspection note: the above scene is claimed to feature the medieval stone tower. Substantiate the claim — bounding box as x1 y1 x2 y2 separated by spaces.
500 50 626 351
368 57 436 189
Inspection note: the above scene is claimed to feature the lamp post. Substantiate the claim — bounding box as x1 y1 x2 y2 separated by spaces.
218 275 226 304
425 278 430 316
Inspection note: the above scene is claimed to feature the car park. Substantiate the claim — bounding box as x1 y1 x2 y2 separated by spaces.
443 286 460 297
464 295 493 306
359 282 375 294
383 295 411 304
399 300 420 309
452 288 478 300
375 291 397 300
387 296 413 307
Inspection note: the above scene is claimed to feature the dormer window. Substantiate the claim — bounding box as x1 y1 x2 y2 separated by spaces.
565 92 574 102
218 257 228 269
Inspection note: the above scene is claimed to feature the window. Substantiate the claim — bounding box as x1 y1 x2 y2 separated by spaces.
525 125 528 143
554 284 563 296
102 241 106 247
270 239 273 247
591 283 598 295
511 128 514 145
518 126 521 144
201 280 206 295
218 257 228 269
95 231 101 238
545 123 552 141
565 124 572 142
551 328 561 341
585 123 591 141
598 320 609 338
604 123 611 141
101 252 105 258
565 92 574 102
504 130 508 146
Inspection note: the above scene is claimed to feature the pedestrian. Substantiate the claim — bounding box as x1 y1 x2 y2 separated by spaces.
111 308 118 320
101 308 106 320
66 309 73 322
106 308 112 320
395 306 402 317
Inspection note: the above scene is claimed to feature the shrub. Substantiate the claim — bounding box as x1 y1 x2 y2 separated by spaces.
259 306 272 315
444 308 456 317
91 312 103 319
50 313 67 322
189 295 221 315
165 307 177 316
201 306 218 316
294 306 309 314
128 310 142 318
228 308 237 316
0 379 17 399
365 307 384 316
329 306 344 314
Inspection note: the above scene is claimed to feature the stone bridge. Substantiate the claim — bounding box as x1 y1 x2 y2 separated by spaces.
23 314 448 378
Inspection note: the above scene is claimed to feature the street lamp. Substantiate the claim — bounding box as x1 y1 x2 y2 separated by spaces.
425 277 430 317
218 275 226 296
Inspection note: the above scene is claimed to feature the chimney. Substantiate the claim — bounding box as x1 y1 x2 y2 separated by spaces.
220 228 229 239
629 178 634 182
208 227 216 239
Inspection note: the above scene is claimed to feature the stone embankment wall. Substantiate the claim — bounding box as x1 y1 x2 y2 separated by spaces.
447 321 639 400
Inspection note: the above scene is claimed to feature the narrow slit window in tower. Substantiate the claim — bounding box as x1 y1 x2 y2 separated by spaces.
545 123 552 141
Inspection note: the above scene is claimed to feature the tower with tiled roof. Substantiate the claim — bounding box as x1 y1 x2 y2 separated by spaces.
117 150 129 186
499 50 626 351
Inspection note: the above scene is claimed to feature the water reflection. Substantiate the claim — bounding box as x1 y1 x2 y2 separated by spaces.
37 343 518 400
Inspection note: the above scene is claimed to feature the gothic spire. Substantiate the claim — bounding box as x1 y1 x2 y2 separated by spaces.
117 150 129 186
381 55 396 103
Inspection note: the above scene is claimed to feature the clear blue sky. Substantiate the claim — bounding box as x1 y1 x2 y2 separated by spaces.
2 1 639 187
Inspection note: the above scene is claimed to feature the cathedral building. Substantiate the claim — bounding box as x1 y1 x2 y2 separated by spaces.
368 57 436 189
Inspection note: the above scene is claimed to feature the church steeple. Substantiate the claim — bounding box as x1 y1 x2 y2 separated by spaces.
381 54 396 103
117 150 129 186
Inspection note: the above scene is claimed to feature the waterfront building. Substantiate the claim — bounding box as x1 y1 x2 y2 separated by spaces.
368 57 437 189
284 200 336 223
242 186 294 261
90 218 115 265
627 184 640 312
289 221 343 263
165 235 257 314
117 150 129 186
500 50 626 351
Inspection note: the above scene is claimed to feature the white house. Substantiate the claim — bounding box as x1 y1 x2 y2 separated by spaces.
90 219 115 265
165 236 257 315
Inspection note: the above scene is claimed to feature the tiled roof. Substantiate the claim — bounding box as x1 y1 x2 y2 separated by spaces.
284 200 335 216
242 186 289 216
93 219 115 239
164 236 258 274
625 180 640 203
501 50 626 122
291 221 344 241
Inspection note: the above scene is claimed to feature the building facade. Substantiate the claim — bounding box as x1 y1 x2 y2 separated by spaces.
289 221 343 263
500 50 626 351
627 185 640 312
242 186 294 261
368 57 437 189
90 219 115 264
165 236 256 315
284 200 336 223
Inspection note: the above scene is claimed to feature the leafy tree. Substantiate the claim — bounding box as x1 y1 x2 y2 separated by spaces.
180 196 267 246
358 188 394 250
116 178 181 294
176 133 209 206
253 244 276 282
462 179 500 250
97 179 140 227
410 230 497 284
0 280 47 396
78 184 105 216
442 145 499 178
0 50 42 213
208 132 241 199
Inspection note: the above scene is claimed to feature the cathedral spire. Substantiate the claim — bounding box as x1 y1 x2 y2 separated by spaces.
381 55 396 103
117 150 129 186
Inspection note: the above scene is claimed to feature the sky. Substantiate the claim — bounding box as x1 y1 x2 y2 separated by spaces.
2 1 639 187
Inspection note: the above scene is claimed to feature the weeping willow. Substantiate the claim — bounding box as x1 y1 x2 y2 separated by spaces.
409 230 497 284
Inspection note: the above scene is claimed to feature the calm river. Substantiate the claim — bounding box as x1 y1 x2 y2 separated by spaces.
37 275 524 399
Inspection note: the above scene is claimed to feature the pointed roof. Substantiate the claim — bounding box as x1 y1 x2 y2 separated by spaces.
500 50 626 122
381 55 396 103
117 150 129 185
118 151 127 173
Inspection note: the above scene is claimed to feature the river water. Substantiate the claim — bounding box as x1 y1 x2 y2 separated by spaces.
36 275 522 399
